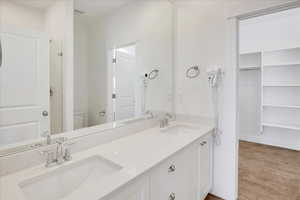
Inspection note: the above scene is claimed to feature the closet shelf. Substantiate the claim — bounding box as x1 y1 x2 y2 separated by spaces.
263 83 300 87
264 63 300 68
263 104 300 109
240 66 260 71
262 123 300 131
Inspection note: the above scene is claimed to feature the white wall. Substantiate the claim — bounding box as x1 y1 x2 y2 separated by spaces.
73 16 107 127
74 16 89 127
173 0 296 199
239 70 261 137
87 20 107 126
0 1 45 31
240 7 300 53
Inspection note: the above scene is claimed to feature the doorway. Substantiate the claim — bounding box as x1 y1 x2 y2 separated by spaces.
237 6 300 200
109 44 143 122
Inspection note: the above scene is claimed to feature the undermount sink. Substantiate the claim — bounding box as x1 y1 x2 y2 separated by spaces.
160 124 199 134
19 155 122 200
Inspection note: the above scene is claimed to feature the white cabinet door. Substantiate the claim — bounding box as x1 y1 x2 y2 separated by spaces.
0 26 49 146
104 176 149 200
150 147 197 200
198 134 212 200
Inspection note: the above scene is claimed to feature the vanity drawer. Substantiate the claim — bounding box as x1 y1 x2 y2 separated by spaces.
150 146 196 200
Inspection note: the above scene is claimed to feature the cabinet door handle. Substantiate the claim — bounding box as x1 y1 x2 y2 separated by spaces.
168 164 176 172
42 110 49 117
169 192 176 200
200 141 207 146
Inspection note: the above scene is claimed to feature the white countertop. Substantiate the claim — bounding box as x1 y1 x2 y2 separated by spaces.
0 121 214 200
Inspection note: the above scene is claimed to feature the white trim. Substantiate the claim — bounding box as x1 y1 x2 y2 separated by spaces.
229 0 300 20
262 122 300 131
233 18 240 200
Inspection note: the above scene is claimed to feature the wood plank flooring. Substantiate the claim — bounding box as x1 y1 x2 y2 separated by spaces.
205 141 300 200
205 194 223 200
239 141 300 200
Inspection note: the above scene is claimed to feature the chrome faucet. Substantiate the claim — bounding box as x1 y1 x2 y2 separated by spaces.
159 113 173 128
160 118 168 128
40 137 73 168
56 139 65 165
145 110 154 119
165 113 173 120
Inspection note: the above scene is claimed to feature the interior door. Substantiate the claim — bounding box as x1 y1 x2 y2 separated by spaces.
114 51 136 121
0 26 49 146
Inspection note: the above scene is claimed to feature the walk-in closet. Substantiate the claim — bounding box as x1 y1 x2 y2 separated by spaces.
238 7 300 199
239 7 300 150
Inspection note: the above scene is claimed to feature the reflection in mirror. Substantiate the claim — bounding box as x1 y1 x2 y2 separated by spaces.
0 0 72 149
0 0 173 153
74 0 173 129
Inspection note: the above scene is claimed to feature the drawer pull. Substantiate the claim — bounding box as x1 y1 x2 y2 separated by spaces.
168 164 176 172
200 141 207 146
169 192 176 200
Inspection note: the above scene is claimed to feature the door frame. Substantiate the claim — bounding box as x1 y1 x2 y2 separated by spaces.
229 1 300 199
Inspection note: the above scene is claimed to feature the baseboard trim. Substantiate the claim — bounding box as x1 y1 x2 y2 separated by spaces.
239 134 300 151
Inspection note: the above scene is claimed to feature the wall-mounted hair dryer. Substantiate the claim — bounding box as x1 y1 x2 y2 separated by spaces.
207 67 223 88
206 67 224 145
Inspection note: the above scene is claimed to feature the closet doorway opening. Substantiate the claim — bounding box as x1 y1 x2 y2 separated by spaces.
237 6 300 200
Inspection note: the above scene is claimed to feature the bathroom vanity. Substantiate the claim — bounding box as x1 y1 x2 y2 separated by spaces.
0 122 213 200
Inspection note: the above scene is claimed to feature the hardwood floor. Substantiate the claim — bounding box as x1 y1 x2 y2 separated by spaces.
205 194 223 200
205 141 300 200
239 141 300 200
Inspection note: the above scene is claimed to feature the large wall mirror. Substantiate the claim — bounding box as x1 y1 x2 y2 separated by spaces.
73 0 173 129
0 0 173 154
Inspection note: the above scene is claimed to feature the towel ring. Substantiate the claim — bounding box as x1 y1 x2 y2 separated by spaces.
186 66 200 79
148 69 159 80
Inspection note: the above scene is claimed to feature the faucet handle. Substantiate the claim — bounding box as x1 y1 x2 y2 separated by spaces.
38 148 56 167
64 148 72 161
55 137 68 144
41 131 52 145
165 113 173 119
63 141 76 161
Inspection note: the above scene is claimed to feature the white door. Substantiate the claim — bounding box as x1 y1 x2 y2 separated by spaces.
114 50 136 121
0 26 49 146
